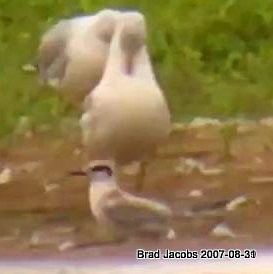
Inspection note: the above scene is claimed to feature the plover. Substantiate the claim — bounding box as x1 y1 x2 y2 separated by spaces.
84 160 175 241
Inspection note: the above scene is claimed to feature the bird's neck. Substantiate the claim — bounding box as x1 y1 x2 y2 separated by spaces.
103 34 157 87
122 47 155 78
89 175 117 210
103 44 131 78
132 46 157 84
89 173 117 194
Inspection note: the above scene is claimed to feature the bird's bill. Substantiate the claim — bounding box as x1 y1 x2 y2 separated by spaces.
68 170 87 176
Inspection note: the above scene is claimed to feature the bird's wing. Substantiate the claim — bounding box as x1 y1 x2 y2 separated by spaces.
102 191 172 230
37 20 71 83
45 52 68 84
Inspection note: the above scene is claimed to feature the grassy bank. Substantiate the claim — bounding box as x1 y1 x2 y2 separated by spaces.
1 0 273 140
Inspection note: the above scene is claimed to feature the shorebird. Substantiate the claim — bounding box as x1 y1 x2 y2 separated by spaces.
83 160 175 240
80 11 171 191
37 9 120 105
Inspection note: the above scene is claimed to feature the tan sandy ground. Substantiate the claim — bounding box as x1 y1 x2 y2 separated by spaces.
0 121 273 272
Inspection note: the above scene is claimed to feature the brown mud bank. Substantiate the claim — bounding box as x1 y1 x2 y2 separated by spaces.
0 120 273 256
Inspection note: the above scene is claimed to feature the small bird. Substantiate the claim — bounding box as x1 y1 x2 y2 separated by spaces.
80 11 171 191
85 160 175 241
37 9 120 105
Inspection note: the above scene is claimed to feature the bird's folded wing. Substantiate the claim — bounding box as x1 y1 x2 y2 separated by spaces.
45 52 68 84
102 194 171 229
38 20 71 81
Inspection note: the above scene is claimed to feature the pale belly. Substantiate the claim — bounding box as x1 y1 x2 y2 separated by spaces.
96 111 169 163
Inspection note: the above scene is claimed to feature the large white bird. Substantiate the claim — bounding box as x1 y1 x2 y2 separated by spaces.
85 160 175 240
80 12 171 191
37 9 120 104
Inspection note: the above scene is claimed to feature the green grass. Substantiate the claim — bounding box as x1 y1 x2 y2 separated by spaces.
1 0 273 140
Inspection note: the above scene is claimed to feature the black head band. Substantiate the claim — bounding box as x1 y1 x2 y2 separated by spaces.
91 165 113 176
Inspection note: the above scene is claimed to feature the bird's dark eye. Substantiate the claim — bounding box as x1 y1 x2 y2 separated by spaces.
91 165 113 176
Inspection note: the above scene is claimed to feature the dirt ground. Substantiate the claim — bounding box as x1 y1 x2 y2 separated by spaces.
0 120 273 259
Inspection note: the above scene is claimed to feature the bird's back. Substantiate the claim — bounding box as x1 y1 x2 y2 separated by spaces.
100 188 172 238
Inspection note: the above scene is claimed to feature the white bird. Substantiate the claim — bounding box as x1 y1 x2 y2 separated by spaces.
86 160 175 240
37 9 121 105
80 12 171 191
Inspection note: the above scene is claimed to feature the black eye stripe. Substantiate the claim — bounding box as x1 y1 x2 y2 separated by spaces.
91 165 113 176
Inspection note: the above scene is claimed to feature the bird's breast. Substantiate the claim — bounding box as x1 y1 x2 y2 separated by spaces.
83 78 171 162
97 79 170 131
89 184 113 222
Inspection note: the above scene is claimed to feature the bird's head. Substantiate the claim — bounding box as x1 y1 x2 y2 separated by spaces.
120 12 147 73
93 9 120 43
88 160 117 184
116 12 147 74
70 160 116 183
119 12 147 54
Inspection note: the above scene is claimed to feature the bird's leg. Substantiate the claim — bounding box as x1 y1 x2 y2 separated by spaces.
135 161 148 192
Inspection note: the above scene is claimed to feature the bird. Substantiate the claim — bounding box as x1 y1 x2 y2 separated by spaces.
85 160 175 241
37 9 121 105
80 11 171 191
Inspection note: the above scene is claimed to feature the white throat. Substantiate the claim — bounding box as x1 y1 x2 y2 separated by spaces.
90 171 115 182
89 172 117 211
